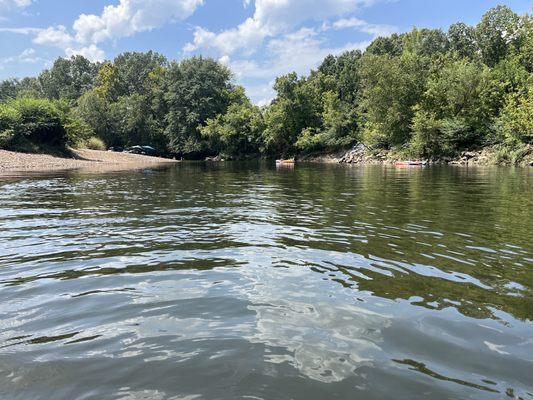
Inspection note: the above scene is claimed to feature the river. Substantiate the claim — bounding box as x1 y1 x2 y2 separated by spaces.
0 163 532 399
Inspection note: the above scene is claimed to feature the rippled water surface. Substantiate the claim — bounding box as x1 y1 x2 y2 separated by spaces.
0 163 532 400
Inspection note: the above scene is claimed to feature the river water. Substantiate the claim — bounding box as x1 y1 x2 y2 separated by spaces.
0 163 532 400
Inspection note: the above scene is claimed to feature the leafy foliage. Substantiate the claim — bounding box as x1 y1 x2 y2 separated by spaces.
164 57 234 155
0 98 66 150
201 88 265 158
84 136 107 150
410 57 498 156
497 86 533 145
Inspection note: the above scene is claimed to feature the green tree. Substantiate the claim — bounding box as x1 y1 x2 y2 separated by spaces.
262 72 322 155
411 57 499 156
163 57 233 155
201 88 265 158
0 97 67 150
516 12 533 72
39 56 100 101
75 90 114 145
448 22 478 59
476 5 521 67
402 28 449 57
497 86 533 145
359 51 430 148
0 79 19 102
365 34 404 57
112 51 168 97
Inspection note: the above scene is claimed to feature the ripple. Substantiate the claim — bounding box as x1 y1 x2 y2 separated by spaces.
0 164 531 400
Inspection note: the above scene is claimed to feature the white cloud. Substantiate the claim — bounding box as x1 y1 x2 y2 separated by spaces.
184 0 377 55
0 25 105 62
185 0 394 105
0 26 40 34
0 0 204 62
328 17 397 37
33 25 74 48
227 27 370 104
73 0 204 45
0 0 393 104
0 0 33 12
182 0 393 106
65 44 106 62
0 47 45 70
185 19 269 56
18 47 40 63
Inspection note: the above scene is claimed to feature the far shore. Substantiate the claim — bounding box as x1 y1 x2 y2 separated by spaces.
0 149 178 174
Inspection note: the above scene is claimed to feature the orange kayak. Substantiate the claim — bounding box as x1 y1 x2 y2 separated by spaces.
276 159 296 165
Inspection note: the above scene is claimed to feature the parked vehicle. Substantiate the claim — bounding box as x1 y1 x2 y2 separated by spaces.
140 146 158 156
125 146 159 156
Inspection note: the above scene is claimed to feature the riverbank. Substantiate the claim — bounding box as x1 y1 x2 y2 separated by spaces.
0 149 178 173
303 145 533 167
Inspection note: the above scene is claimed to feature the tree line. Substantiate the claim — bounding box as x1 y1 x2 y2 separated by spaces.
0 5 531 160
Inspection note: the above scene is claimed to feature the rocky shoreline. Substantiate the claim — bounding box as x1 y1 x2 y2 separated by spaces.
325 144 533 167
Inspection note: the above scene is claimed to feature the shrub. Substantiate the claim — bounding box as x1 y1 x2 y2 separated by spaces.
0 105 19 148
497 88 533 145
11 97 67 146
54 99 94 146
0 97 70 151
295 128 325 152
85 136 106 150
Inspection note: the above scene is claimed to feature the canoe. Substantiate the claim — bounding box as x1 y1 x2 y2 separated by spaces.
276 159 296 165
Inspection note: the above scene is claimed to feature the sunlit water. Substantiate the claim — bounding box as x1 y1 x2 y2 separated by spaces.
0 163 532 400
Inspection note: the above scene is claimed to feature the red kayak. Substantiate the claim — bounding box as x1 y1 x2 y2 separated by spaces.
395 161 426 167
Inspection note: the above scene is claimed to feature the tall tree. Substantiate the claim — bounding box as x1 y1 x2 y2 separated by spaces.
112 51 168 97
359 50 430 148
476 5 521 67
411 56 499 156
163 56 233 155
448 22 478 59
39 56 100 101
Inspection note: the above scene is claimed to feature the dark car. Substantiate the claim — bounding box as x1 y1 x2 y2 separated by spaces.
140 146 158 156
125 145 159 156
125 145 144 154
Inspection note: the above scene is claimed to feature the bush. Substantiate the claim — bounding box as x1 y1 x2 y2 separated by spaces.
492 143 533 165
85 136 106 150
497 88 533 145
0 106 19 148
11 98 66 146
410 109 445 157
0 97 68 151
54 99 94 147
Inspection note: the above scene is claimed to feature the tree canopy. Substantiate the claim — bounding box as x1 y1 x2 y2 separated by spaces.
1 5 531 160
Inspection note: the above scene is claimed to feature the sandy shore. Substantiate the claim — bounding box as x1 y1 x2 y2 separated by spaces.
0 149 178 173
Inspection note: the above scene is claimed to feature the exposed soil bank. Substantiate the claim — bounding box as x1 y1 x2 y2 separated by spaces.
0 149 178 173
304 145 533 167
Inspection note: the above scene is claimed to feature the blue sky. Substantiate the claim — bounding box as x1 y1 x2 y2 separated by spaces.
0 0 531 103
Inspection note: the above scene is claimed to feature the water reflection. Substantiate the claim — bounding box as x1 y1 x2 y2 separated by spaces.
0 163 531 399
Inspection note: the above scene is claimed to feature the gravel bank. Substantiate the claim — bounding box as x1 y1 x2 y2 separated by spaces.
0 149 178 173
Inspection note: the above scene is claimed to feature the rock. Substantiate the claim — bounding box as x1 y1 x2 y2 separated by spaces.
462 151 477 159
